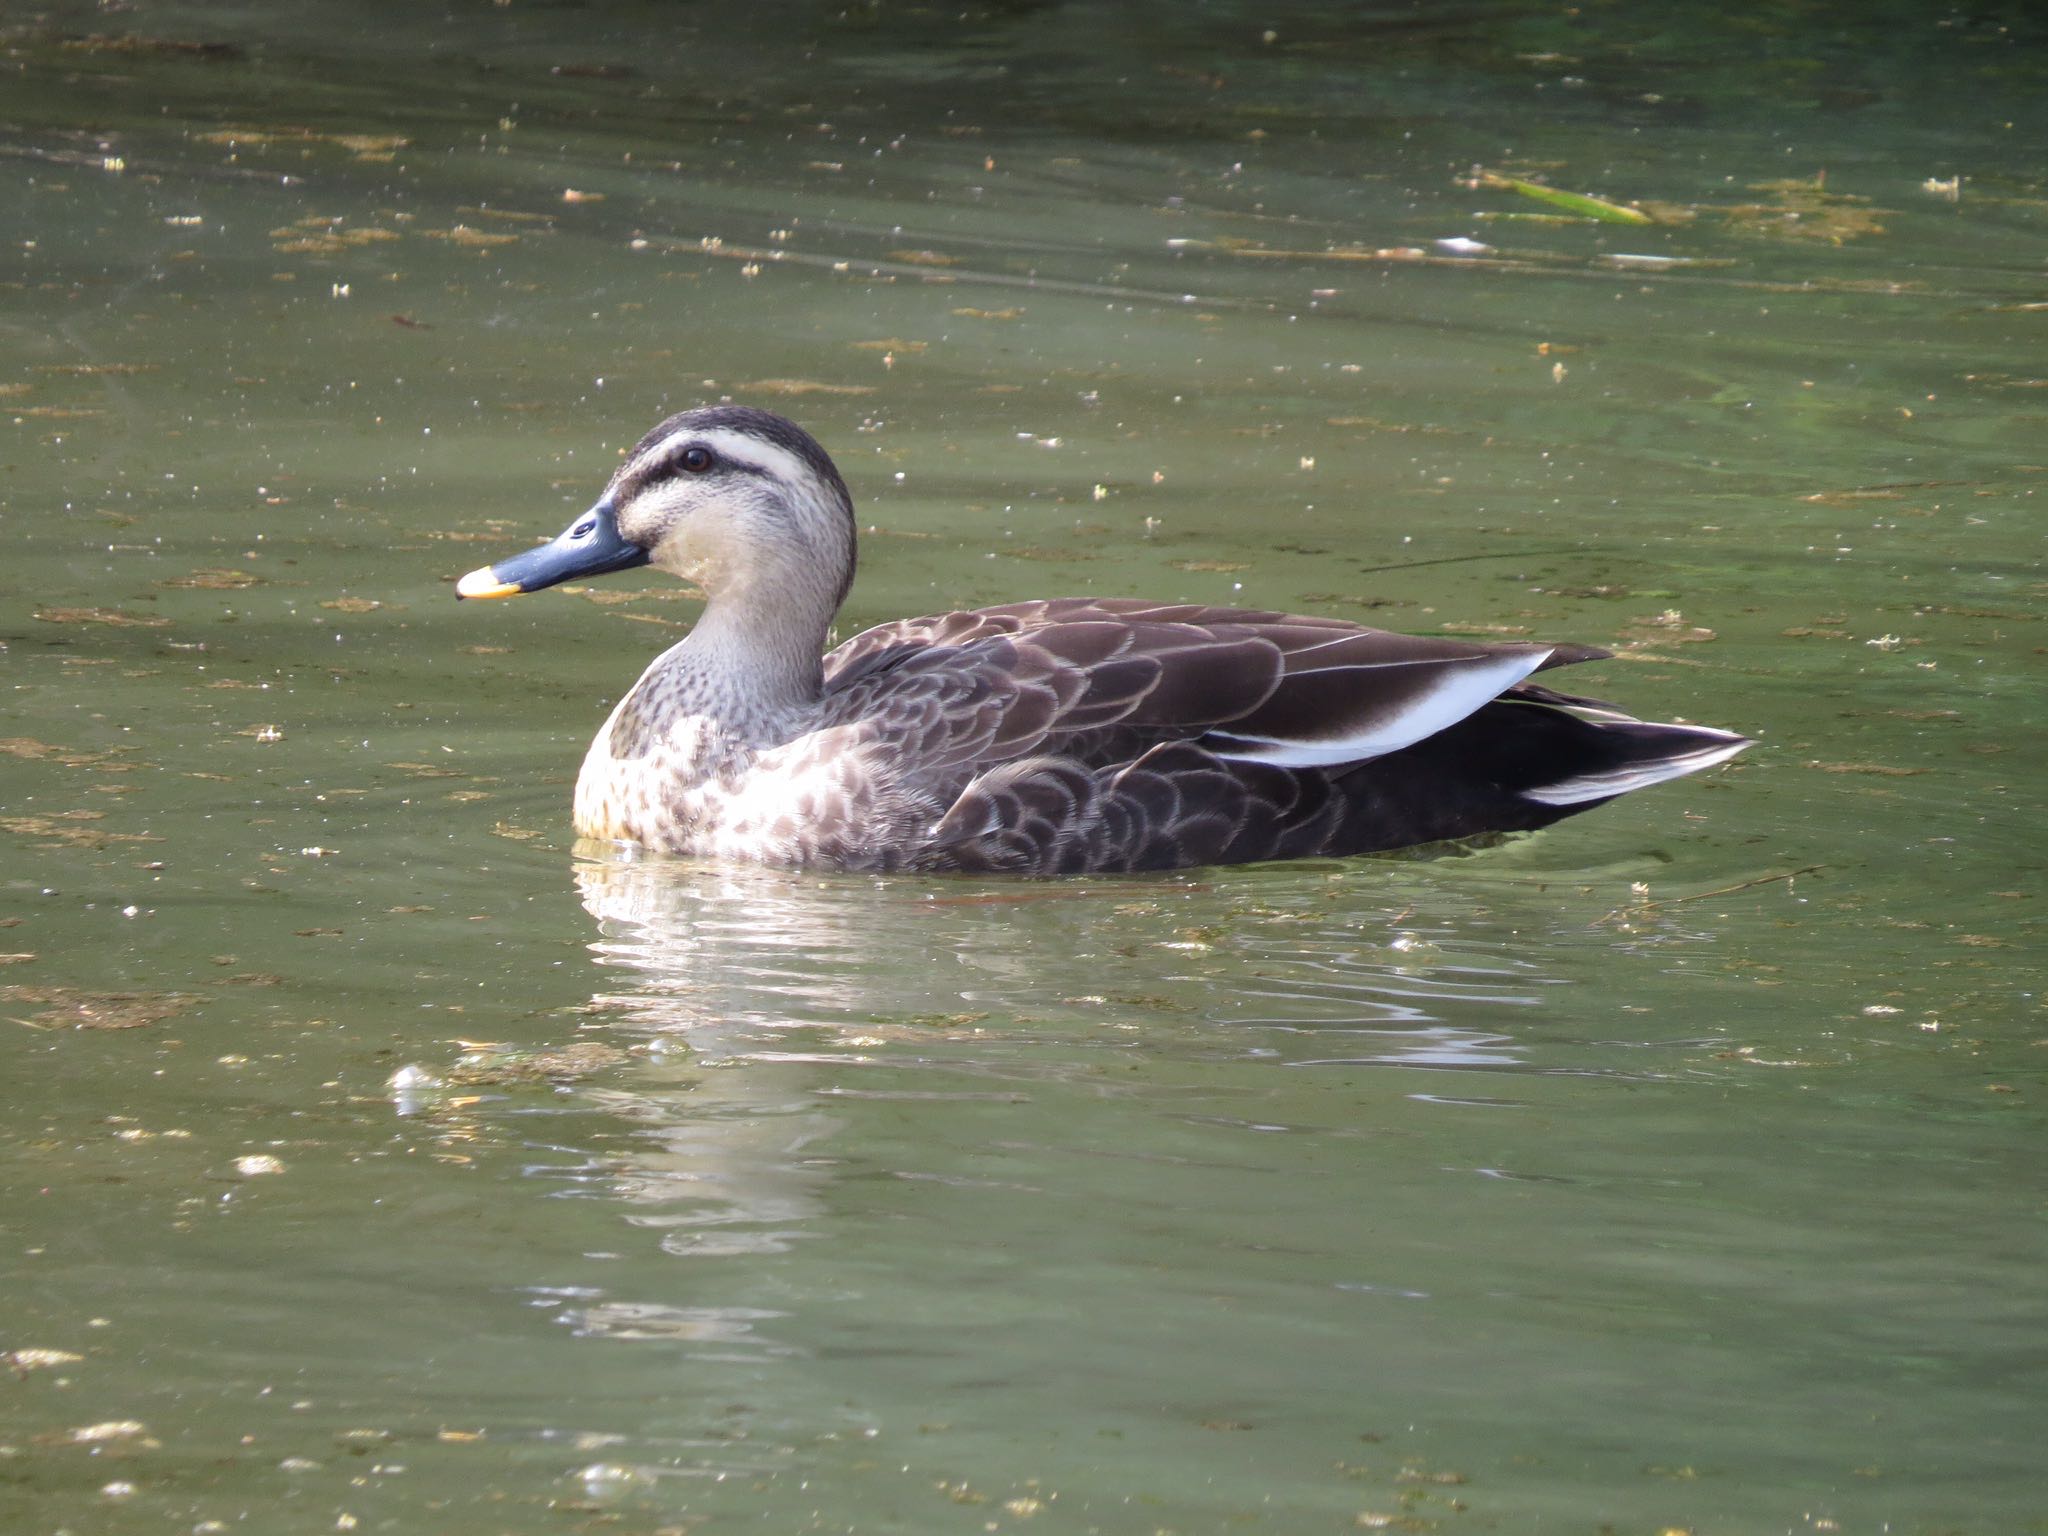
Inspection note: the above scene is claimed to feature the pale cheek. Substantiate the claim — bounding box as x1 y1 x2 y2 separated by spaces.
652 519 734 585
663 547 716 585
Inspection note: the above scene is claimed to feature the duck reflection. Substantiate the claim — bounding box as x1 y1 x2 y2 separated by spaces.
567 846 1558 1093
562 850 904 1266
451 849 1642 1368
571 845 1032 1044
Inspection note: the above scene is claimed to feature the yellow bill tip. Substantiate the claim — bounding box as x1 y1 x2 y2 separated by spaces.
456 565 522 600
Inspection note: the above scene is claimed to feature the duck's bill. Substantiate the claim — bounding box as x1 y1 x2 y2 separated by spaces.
455 497 650 599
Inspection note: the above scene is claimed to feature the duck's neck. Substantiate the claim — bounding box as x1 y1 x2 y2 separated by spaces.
637 563 838 745
692 588 826 723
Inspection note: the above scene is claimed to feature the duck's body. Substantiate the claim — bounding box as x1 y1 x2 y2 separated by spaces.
460 406 1747 873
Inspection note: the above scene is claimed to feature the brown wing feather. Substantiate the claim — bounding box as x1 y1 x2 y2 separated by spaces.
826 599 1565 769
825 600 1744 872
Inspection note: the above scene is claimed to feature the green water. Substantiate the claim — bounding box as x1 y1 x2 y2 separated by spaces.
3 4 2043 1532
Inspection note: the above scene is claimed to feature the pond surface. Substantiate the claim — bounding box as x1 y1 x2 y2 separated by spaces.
3 3 2044 1532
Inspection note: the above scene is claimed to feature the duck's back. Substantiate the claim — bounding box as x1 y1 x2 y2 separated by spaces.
814 598 1742 873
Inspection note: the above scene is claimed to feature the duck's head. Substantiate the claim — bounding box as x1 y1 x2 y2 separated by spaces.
456 405 857 610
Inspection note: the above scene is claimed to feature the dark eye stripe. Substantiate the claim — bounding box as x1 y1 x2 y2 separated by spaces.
611 437 775 502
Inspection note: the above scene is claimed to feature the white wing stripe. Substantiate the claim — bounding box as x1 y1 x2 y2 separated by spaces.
1523 732 1749 806
1210 649 1552 769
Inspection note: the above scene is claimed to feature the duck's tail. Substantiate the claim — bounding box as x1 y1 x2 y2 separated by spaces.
1501 688 1751 807
1311 683 1750 854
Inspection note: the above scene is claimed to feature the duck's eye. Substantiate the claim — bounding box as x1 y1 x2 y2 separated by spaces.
680 446 714 474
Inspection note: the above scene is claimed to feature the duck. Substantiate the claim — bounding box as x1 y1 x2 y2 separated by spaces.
456 405 1747 873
